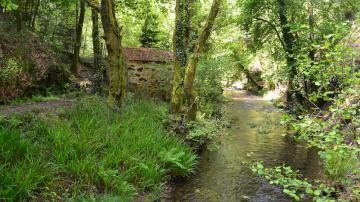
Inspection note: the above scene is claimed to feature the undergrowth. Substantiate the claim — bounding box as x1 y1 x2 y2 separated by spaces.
250 81 360 201
164 115 225 152
0 96 197 201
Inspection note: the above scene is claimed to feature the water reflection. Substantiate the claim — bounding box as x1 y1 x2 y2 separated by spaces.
164 91 323 202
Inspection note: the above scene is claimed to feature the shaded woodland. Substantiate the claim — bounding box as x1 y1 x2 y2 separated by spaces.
0 0 360 201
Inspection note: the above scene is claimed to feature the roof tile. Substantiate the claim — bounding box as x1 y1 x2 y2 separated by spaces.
123 47 173 62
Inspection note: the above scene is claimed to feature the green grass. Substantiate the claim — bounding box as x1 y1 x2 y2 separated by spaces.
5 95 61 106
0 96 197 201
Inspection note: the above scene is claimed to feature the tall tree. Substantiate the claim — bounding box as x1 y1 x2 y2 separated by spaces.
72 0 85 75
16 0 23 31
183 0 222 120
239 0 358 107
277 0 296 103
171 0 189 114
100 0 127 107
11 0 41 31
92 6 101 71
171 0 222 120
92 6 104 91
30 0 40 29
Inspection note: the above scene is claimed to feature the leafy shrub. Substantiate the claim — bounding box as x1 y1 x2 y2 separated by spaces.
280 80 360 200
196 58 226 118
320 149 358 185
186 119 223 146
0 58 21 84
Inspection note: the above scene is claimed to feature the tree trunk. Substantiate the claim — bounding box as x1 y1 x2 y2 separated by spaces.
24 0 30 26
305 0 317 95
184 0 192 51
16 0 24 31
183 0 222 120
72 0 85 75
171 0 189 114
277 0 297 104
92 7 104 91
92 8 101 70
100 0 127 108
31 0 40 29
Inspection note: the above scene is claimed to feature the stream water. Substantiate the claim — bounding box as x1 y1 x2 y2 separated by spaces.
164 90 323 202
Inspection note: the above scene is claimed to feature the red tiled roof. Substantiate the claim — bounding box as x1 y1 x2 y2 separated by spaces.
123 47 173 62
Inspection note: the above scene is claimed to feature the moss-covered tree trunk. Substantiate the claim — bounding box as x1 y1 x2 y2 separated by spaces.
183 0 222 120
92 7 104 91
92 8 101 70
100 0 127 108
171 0 189 114
72 0 85 75
277 0 297 104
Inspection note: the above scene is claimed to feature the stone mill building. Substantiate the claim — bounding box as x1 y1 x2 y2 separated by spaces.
123 47 173 100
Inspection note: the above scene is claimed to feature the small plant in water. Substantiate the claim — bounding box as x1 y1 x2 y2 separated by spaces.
250 162 337 202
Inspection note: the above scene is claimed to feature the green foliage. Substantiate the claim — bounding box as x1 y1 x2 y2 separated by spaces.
320 149 358 185
185 119 224 149
281 78 360 200
185 119 223 146
119 0 172 48
0 96 197 201
36 0 76 49
196 58 227 118
295 31 358 104
236 2 360 198
159 148 197 176
237 0 360 99
0 0 17 10
253 57 360 201
139 12 161 48
0 58 21 84
250 162 336 202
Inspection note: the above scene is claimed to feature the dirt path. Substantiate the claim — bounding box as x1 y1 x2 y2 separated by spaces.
0 99 75 117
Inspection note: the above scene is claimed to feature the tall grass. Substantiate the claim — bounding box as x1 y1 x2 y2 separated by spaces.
0 96 197 201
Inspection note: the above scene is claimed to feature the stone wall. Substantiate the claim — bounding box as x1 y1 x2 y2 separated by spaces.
128 61 172 100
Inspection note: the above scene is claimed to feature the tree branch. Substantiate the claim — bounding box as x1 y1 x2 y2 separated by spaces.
254 17 286 51
83 0 100 12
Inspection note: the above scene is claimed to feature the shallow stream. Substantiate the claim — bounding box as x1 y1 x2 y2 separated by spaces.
165 91 323 202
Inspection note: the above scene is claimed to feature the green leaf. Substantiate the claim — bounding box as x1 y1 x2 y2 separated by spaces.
283 189 300 201
314 190 321 196
257 164 264 169
305 187 313 194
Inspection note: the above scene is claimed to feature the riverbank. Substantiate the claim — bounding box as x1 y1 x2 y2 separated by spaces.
1 96 202 201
